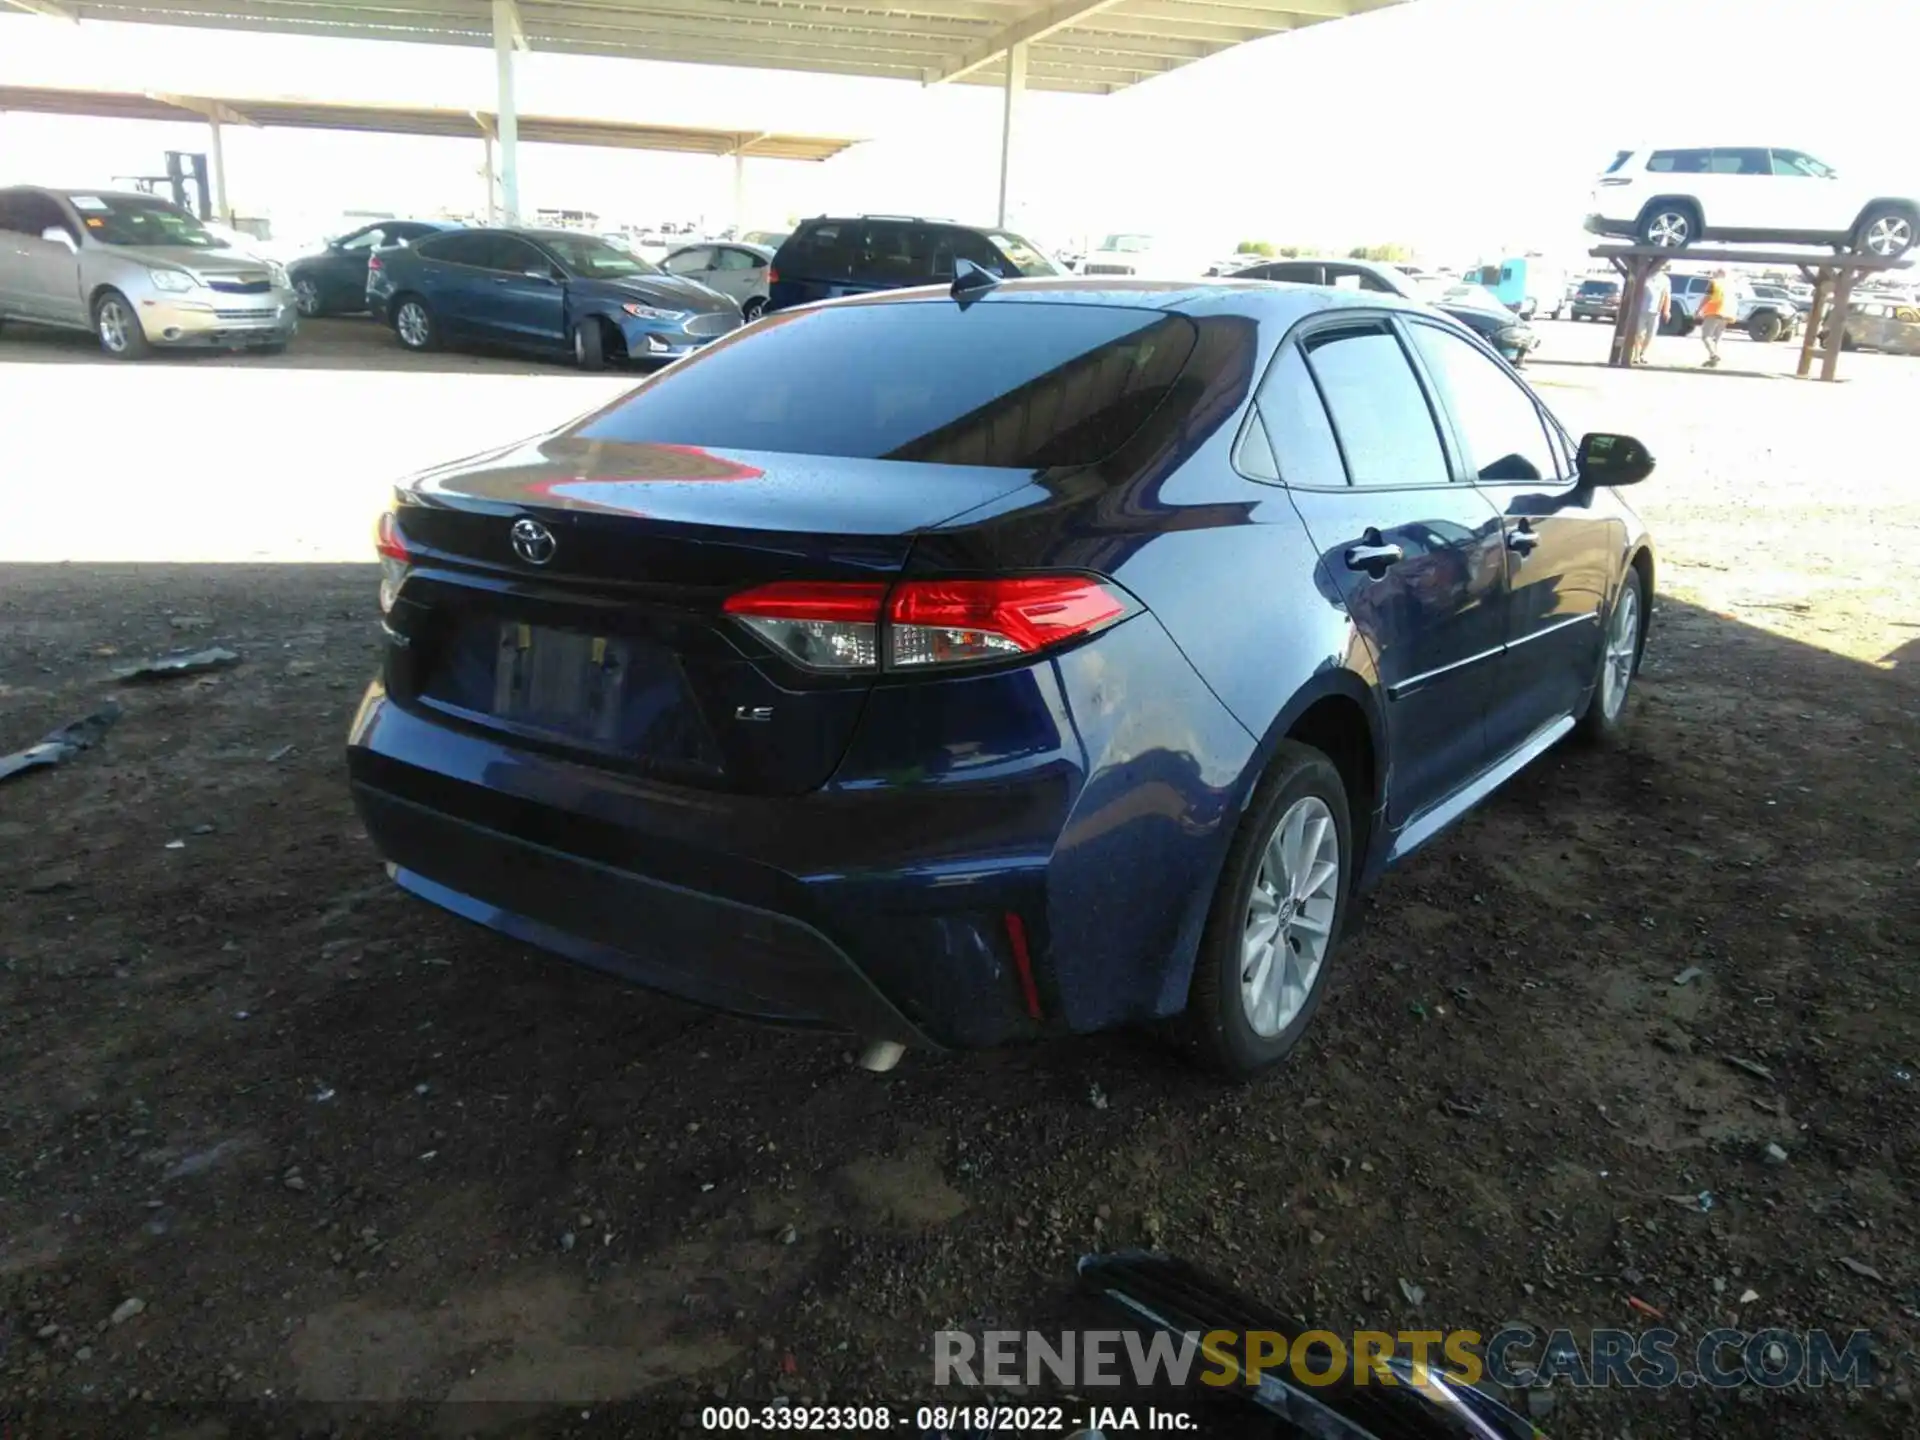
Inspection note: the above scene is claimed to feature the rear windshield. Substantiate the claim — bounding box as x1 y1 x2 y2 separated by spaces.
1579 280 1620 295
986 232 1059 277
576 300 1202 469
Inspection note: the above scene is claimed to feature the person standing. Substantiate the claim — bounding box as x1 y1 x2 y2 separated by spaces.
1698 268 1734 367
1632 267 1670 365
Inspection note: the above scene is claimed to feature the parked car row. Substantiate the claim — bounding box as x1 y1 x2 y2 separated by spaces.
1229 257 1540 365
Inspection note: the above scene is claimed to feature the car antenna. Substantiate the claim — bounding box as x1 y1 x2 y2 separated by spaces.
951 257 1000 305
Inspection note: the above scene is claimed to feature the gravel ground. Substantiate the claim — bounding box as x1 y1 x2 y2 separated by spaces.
1 316 1917 1439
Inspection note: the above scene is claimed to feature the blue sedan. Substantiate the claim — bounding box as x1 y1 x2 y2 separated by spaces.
374 227 741 368
347 277 1656 1076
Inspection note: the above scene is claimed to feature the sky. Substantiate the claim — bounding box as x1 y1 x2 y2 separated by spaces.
1 0 1916 263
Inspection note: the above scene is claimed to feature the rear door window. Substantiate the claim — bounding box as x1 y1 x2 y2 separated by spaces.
1245 345 1349 488
1604 150 1633 174
858 221 934 284
1712 147 1770 175
484 236 549 275
1647 149 1709 173
578 301 1201 468
778 223 856 281
664 247 713 274
415 231 488 266
1297 322 1450 488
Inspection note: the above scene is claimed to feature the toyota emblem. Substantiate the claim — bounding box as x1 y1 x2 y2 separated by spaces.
510 517 557 566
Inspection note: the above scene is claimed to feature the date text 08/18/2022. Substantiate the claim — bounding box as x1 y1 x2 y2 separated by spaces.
700 1403 1195 1431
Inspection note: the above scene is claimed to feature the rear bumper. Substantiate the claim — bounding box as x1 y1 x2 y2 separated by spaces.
345 612 1255 1049
1584 212 1634 239
354 779 929 1045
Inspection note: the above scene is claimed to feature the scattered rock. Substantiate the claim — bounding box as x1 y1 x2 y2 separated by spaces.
1739 1288 1760 1304
1723 1054 1775 1082
109 1297 145 1326
24 863 80 894
286 660 318 677
1764 1142 1788 1165
112 647 241 683
777 1224 798 1246
168 614 212 631
284 1173 308 1192
1837 1257 1887 1284
1399 1278 1426 1306
266 744 297 762
1088 1083 1109 1111
1673 966 1704 986
560 1231 577 1253
190 823 216 836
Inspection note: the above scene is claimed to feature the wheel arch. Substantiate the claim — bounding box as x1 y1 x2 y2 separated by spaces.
1854 196 1920 224
1242 668 1386 871
1638 194 1705 229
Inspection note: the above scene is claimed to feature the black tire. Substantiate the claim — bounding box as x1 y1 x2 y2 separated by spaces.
1575 566 1646 746
293 276 326 318
1637 201 1699 248
741 295 767 322
572 317 607 371
1182 741 1353 1079
1747 311 1784 344
1854 206 1916 259
92 289 151 360
249 342 287 356
392 295 437 352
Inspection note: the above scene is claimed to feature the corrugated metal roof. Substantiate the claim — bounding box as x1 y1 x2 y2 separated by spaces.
0 83 861 158
1 0 1409 95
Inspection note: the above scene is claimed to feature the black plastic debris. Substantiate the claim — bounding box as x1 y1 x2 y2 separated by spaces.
0 700 123 784
111 647 241 682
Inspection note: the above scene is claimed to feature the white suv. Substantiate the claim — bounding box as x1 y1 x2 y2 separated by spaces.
1586 147 1916 258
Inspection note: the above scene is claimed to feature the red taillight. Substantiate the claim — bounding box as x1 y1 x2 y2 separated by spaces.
721 576 1128 672
888 577 1125 666
368 253 384 272
375 510 410 614
375 509 409 561
723 581 885 671
765 265 779 285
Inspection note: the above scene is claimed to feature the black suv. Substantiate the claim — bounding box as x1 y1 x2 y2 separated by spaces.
767 215 1057 311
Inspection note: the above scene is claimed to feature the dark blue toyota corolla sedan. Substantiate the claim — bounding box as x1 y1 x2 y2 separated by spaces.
347 277 1656 1077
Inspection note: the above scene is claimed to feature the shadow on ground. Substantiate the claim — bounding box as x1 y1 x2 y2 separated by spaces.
1 564 1915 1438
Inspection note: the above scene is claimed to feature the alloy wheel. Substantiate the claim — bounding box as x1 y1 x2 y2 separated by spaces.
98 300 130 353
1646 211 1690 247
1864 215 1913 257
1600 582 1641 722
295 280 322 316
1239 796 1340 1038
396 303 429 348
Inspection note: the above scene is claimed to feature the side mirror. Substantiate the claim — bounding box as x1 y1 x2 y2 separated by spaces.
1577 432 1655 487
41 226 78 253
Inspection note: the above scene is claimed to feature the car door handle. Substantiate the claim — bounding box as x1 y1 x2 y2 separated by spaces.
1507 526 1541 553
1345 541 1403 571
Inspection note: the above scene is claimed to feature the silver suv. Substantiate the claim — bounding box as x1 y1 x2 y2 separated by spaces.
0 187 297 358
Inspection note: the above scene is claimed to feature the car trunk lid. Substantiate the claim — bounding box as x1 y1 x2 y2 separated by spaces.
384 434 1035 795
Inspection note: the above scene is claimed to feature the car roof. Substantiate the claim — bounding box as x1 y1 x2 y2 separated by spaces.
827 275 1435 325
41 187 171 202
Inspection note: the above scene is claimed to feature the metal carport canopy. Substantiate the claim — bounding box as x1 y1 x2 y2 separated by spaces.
2 0 1409 224
0 83 860 159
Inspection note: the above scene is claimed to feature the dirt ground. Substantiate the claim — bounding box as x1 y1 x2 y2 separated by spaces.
2 318 1917 1438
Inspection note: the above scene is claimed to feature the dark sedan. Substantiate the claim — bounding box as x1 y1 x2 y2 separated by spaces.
348 278 1655 1077
288 219 454 317
375 227 741 369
